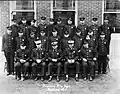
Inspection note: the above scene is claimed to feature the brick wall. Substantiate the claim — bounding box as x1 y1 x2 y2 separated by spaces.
0 1 10 36
78 0 102 26
36 0 51 25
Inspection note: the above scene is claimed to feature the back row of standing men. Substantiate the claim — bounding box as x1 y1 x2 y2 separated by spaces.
2 16 113 82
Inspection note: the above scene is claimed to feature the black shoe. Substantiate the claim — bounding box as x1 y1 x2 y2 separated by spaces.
65 77 69 82
89 76 93 81
48 76 52 82
41 77 44 81
75 77 79 82
56 76 60 82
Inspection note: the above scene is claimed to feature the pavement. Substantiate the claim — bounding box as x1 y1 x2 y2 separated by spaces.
0 52 120 94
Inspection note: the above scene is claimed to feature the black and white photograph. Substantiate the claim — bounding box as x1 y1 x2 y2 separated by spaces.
0 0 120 94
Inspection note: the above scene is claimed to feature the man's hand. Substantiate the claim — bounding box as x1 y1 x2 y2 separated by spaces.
36 59 41 63
93 57 97 61
83 58 87 62
1 51 4 55
20 59 25 63
52 59 57 62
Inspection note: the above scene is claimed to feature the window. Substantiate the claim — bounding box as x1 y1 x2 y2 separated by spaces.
52 0 78 26
103 0 120 32
10 0 36 25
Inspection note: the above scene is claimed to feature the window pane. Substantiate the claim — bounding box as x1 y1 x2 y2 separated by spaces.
16 0 34 10
53 0 75 10
105 0 120 12
104 13 120 33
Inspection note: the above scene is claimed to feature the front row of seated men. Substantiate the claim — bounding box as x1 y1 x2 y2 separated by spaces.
14 31 108 82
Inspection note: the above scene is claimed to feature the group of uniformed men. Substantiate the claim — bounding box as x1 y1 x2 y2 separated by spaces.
2 16 113 82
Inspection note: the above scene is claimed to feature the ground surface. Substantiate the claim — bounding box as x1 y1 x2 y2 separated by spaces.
0 53 120 94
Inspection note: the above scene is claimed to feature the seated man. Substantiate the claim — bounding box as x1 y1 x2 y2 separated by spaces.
64 40 80 82
80 41 97 81
31 40 46 81
14 43 30 81
48 41 63 82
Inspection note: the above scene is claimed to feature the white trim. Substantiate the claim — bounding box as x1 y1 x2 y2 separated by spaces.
53 9 76 12
51 0 53 18
104 12 120 13
34 0 37 26
75 0 78 26
102 0 104 25
11 10 34 12
9 1 12 26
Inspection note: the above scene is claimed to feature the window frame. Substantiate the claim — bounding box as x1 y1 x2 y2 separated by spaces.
9 0 36 26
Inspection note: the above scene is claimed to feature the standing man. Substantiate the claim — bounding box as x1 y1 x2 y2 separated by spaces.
89 18 100 40
37 16 48 39
26 19 37 39
97 32 109 74
65 18 76 38
19 17 28 38
99 17 113 55
80 41 97 81
54 18 65 38
2 26 15 75
11 18 19 38
64 40 79 82
77 17 88 40
48 41 63 82
47 18 55 38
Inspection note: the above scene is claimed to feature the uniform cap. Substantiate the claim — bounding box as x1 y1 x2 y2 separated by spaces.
83 40 88 44
52 27 57 32
30 31 35 35
18 29 24 33
20 43 26 47
41 16 46 20
11 19 17 22
68 17 72 21
79 17 85 21
92 18 98 21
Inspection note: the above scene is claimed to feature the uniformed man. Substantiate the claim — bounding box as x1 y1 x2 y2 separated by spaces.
48 41 63 82
80 41 97 81
54 18 65 38
47 18 55 38
15 29 27 51
48 28 61 50
14 43 30 81
26 19 37 39
97 32 109 74
65 18 76 38
2 26 15 75
11 18 19 38
77 17 88 40
31 40 47 81
19 17 28 38
99 16 113 54
37 16 48 39
61 30 71 52
64 40 79 82
89 18 100 39
73 29 84 51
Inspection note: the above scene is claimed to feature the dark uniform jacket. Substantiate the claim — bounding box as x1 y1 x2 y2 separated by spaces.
16 49 30 62
73 35 83 50
37 23 48 38
2 33 15 52
19 24 28 37
89 24 100 39
31 48 46 62
27 37 36 50
80 47 98 61
47 24 54 38
65 24 76 38
97 38 109 56
54 24 65 38
26 25 37 39
49 35 61 50
64 47 78 60
11 24 19 38
48 48 63 62
77 24 88 39
15 36 27 51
